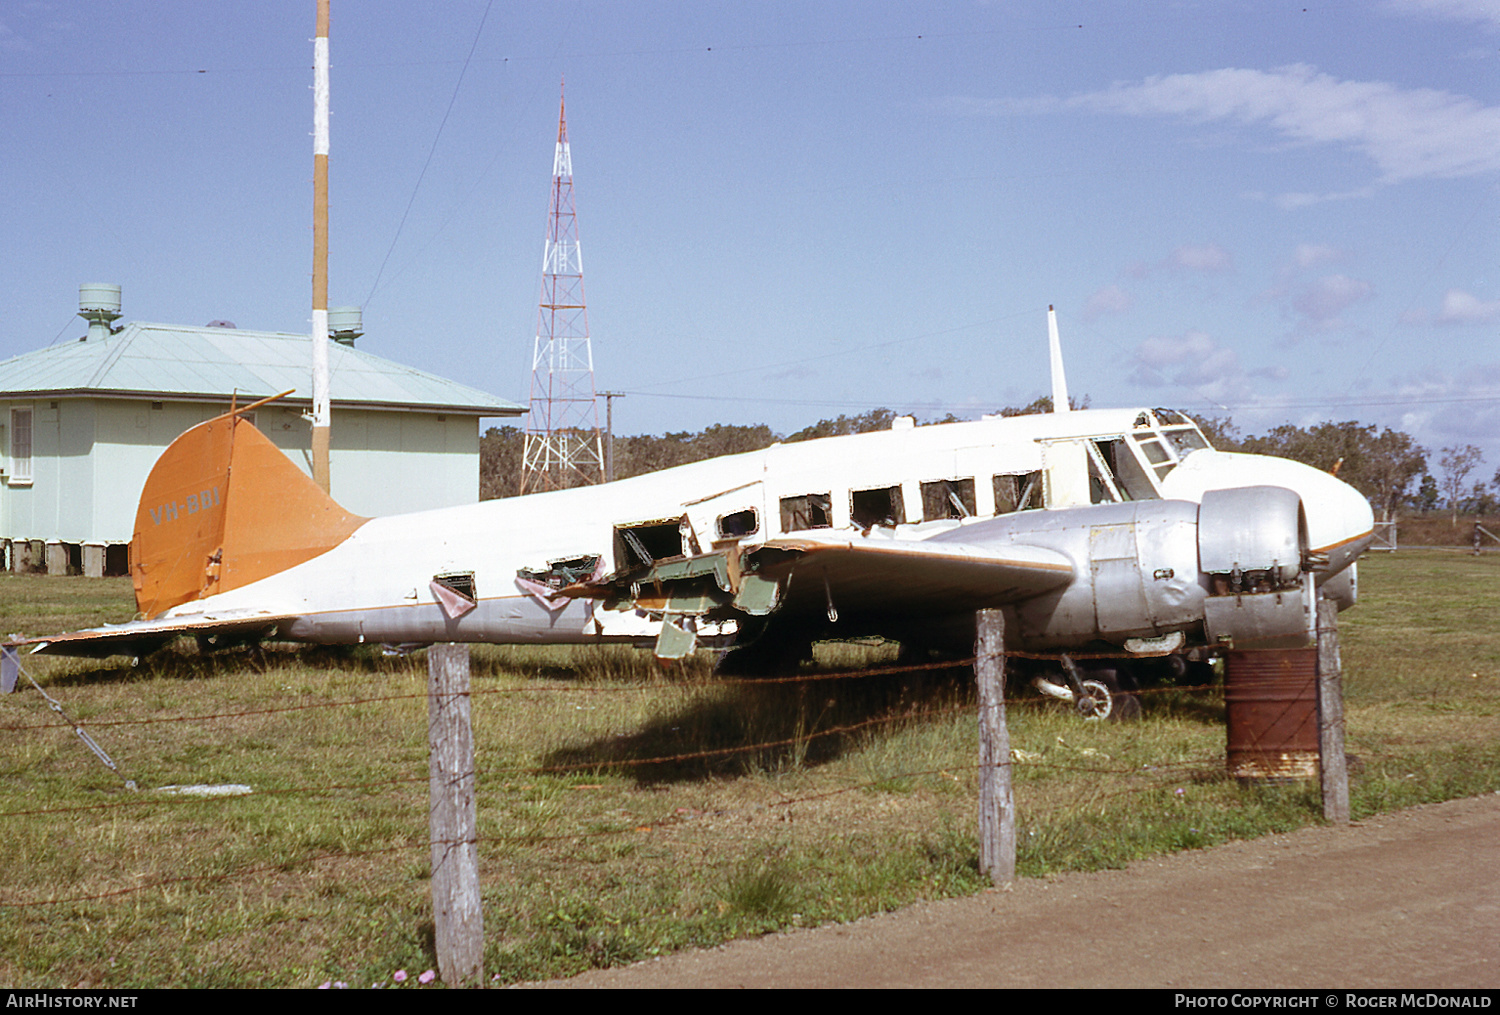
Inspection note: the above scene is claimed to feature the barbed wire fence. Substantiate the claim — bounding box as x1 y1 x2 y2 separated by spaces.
0 605 1355 982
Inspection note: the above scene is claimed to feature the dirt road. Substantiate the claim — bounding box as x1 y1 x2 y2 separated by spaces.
538 793 1500 989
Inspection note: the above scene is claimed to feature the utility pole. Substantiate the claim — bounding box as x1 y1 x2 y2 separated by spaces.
599 391 624 482
520 81 604 494
310 0 332 492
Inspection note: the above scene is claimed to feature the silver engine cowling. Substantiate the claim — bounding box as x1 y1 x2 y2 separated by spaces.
966 486 1315 652
1197 485 1313 648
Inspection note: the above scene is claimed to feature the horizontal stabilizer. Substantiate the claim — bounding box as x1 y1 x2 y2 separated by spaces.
14 609 299 659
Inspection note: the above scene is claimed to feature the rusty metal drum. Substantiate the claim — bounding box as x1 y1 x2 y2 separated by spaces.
1225 647 1319 782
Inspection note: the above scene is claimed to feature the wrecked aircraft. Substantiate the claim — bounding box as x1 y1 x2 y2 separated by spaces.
14 361 1374 719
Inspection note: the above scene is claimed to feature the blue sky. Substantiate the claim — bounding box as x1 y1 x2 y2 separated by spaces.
3 1 1498 474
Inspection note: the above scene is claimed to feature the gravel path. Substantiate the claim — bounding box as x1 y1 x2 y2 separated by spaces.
534 793 1500 989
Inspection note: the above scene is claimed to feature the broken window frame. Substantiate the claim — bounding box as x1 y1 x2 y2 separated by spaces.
780 493 833 533
1162 424 1211 456
992 471 1041 515
1090 438 1162 503
920 478 976 521
516 554 602 591
432 570 477 602
716 508 759 539
1085 441 1126 503
849 484 906 530
614 518 687 568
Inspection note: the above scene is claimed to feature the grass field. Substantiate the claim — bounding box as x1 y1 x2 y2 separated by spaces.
1 549 1497 988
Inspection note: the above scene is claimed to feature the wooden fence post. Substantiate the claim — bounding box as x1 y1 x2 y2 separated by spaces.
428 643 484 985
976 609 1015 886
1316 599 1350 825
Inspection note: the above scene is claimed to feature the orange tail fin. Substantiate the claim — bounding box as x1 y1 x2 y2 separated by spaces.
131 402 367 618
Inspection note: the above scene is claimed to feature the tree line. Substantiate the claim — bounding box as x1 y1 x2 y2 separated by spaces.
480 403 1496 520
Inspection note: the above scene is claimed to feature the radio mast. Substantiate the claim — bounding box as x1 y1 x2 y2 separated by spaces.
310 0 332 492
520 82 604 494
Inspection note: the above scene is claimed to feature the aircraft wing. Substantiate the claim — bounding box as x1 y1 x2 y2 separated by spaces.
11 608 298 659
747 532 1073 619
577 530 1074 624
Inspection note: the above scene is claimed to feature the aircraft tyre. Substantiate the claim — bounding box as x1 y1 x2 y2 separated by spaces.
1076 668 1141 722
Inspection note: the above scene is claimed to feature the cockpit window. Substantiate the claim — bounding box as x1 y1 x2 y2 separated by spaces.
1092 438 1161 502
1163 426 1209 455
1125 416 1213 483
1135 438 1171 465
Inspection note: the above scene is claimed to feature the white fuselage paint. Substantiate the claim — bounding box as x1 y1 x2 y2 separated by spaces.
155 408 1375 647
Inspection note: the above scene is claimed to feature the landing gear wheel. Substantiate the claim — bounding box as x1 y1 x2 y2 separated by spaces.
1074 671 1142 722
1076 679 1114 720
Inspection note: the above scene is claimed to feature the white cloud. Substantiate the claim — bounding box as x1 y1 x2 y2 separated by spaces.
1166 243 1233 273
1293 243 1344 268
960 65 1500 201
1082 284 1133 321
1382 0 1500 28
1292 274 1375 326
1436 288 1500 324
1129 329 1248 403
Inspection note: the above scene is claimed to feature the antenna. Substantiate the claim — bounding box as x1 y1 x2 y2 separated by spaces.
1047 304 1071 414
520 81 604 494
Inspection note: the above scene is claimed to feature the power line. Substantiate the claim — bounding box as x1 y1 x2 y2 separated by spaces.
363 0 495 309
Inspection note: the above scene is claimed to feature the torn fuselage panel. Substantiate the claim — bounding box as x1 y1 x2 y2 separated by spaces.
578 543 791 622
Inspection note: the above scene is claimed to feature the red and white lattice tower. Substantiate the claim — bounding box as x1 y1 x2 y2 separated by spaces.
520 83 604 494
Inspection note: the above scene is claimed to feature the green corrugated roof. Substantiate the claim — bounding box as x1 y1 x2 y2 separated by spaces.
0 322 523 415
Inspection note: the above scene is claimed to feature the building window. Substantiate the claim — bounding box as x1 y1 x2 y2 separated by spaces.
9 407 32 484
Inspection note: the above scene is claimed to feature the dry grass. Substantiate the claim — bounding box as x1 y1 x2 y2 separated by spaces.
1 549 1496 987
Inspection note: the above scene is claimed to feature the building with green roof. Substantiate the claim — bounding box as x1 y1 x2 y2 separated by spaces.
1 286 522 576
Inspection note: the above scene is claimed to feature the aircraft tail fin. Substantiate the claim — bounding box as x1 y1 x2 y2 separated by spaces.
131 401 367 618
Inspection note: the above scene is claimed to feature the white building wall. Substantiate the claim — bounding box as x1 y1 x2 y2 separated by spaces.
5 396 487 550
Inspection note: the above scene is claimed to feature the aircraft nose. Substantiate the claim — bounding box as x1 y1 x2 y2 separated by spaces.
1304 467 1376 572
1162 450 1375 572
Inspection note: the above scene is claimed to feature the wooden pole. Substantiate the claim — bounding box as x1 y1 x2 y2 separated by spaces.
975 609 1015 885
600 391 624 483
1316 598 1350 825
428 643 484 985
310 0 332 493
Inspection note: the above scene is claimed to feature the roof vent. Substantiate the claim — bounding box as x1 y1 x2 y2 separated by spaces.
329 306 363 346
205 320 238 329
78 283 122 342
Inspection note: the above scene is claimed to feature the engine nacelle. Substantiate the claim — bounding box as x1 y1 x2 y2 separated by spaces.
1197 486 1313 648
958 488 1314 651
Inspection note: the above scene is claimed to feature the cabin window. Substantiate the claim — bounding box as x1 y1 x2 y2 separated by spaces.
616 520 685 567
993 471 1041 514
432 571 477 601
850 485 905 529
921 478 975 520
517 555 601 590
8 407 32 484
717 508 759 538
780 493 832 532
